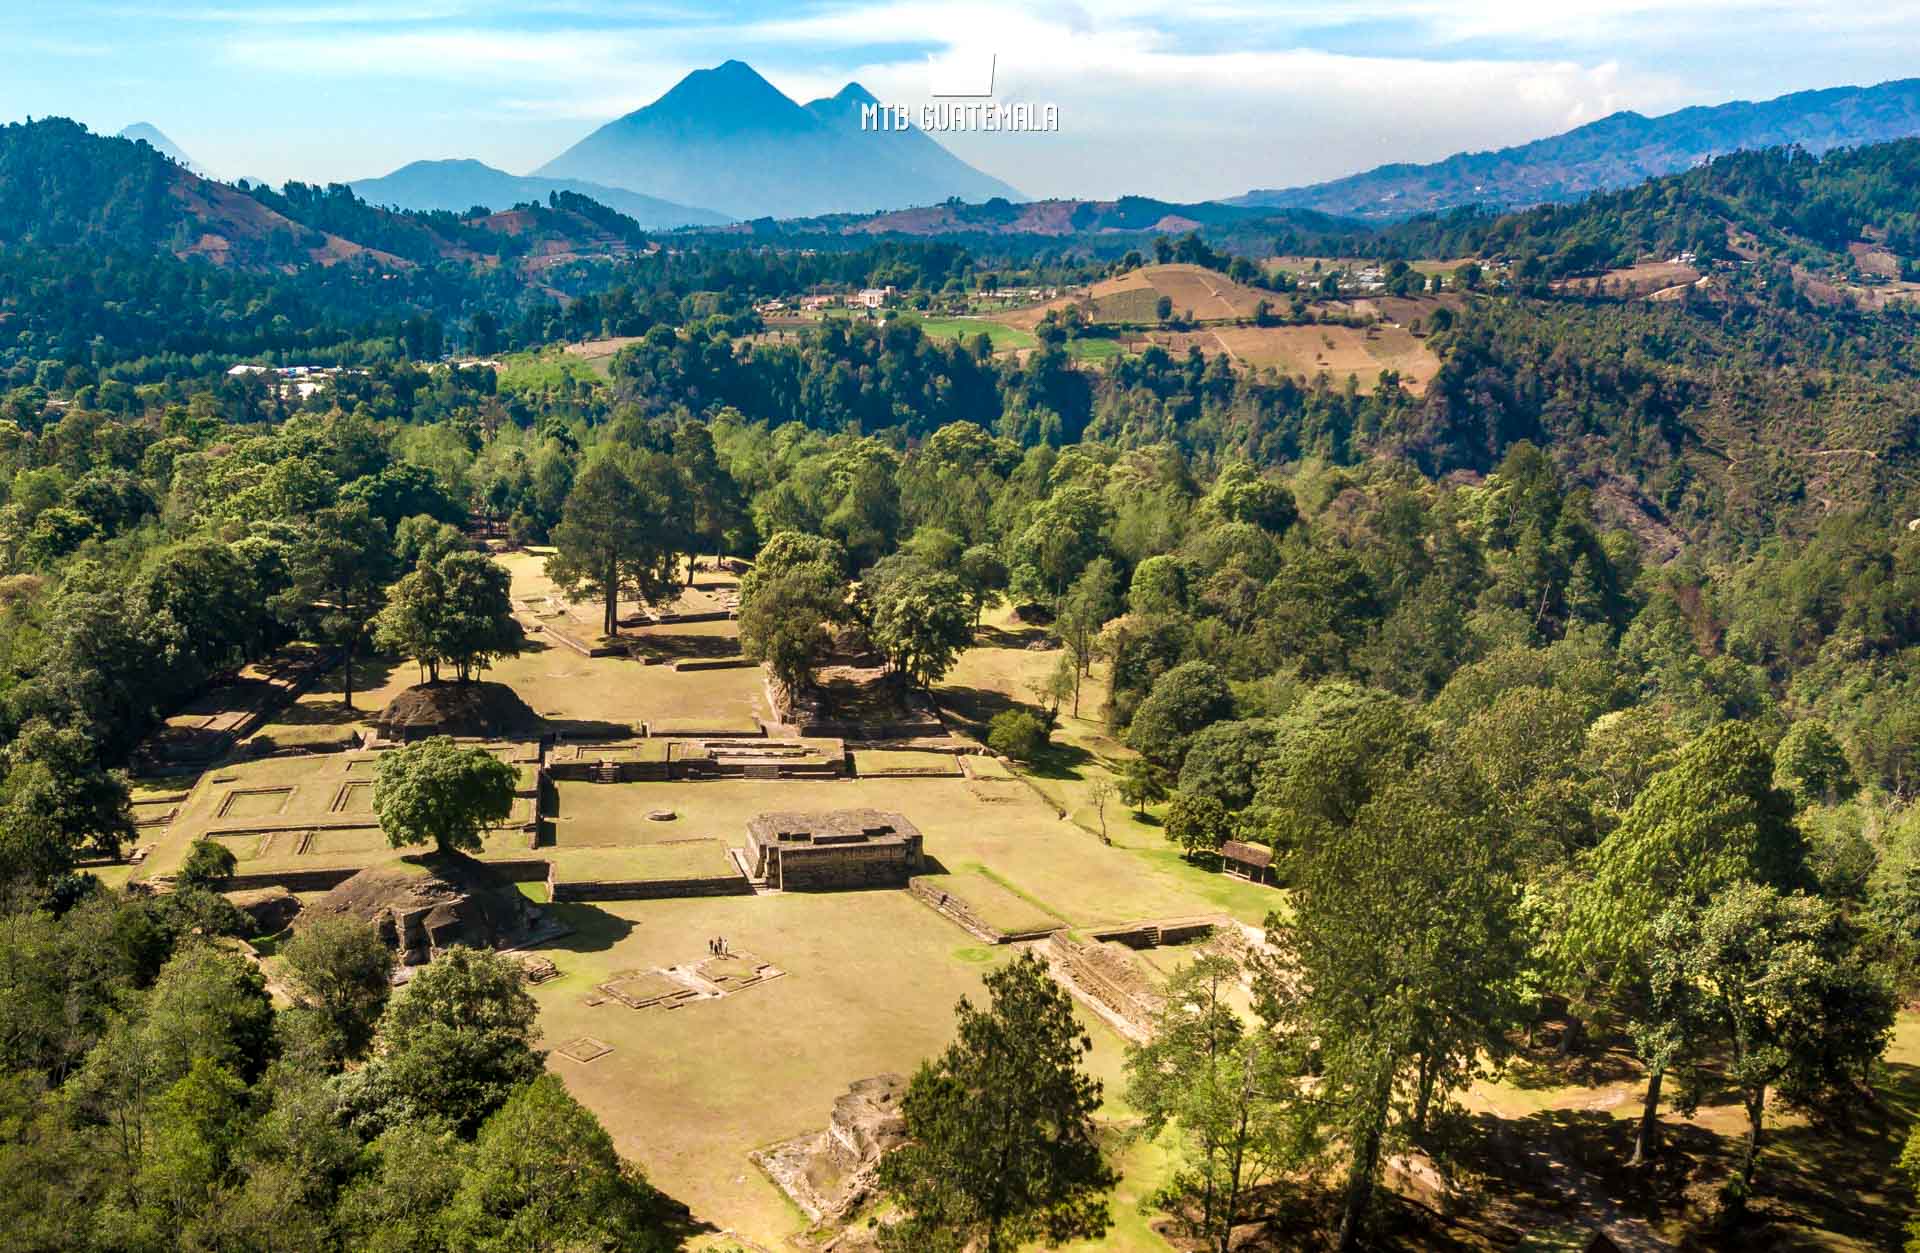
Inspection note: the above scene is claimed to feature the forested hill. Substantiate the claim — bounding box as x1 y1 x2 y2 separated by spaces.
0 118 653 273
1233 76 1920 220
1373 139 1920 279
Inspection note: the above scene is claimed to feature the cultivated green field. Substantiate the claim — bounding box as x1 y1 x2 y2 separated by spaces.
496 347 609 390
913 316 1038 350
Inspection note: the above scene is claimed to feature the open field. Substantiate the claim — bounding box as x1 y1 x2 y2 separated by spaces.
853 748 962 777
1009 263 1276 328
526 892 1169 1249
913 315 1037 351
550 779 729 847
471 653 767 730
554 338 646 378
1549 259 1702 299
1209 321 1440 392
498 345 616 388
984 269 1448 390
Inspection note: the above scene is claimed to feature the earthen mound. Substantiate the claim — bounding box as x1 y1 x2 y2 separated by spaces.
229 886 301 935
298 855 547 967
372 681 538 740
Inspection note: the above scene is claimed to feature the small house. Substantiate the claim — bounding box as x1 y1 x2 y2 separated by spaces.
1219 840 1274 886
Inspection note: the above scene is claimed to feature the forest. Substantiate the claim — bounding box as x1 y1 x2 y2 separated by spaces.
2 118 1920 1249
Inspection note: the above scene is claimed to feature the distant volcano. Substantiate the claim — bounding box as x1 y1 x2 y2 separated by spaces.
349 158 730 229
536 59 1023 220
118 122 198 174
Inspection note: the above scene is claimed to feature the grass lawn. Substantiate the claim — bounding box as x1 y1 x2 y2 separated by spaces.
496 348 608 392
854 748 961 776
550 779 723 846
527 892 1022 1244
551 840 737 882
916 865 1065 935
528 891 1168 1251
574 775 1236 928
246 649 414 746
914 316 1038 351
484 642 768 733
1064 336 1125 362
938 614 1287 926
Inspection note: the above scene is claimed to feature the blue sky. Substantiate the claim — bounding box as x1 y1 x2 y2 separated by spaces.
5 1 1917 201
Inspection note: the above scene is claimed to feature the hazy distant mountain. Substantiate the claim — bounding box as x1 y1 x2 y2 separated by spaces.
1 118 660 274
350 158 730 228
536 60 1023 219
1231 78 1920 220
118 123 197 173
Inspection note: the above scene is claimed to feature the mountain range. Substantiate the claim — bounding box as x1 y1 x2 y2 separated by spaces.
349 159 730 229
0 118 661 275
1231 77 1920 220
534 61 1023 220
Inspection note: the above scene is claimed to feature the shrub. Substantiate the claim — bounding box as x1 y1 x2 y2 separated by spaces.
177 837 237 889
988 710 1048 762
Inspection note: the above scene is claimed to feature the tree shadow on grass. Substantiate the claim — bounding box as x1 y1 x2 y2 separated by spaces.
626 632 743 662
539 902 637 952
652 1196 722 1250
1735 1059 1920 1250
1026 738 1094 781
1499 1037 1645 1092
932 682 1021 733
974 623 1051 649
303 650 409 701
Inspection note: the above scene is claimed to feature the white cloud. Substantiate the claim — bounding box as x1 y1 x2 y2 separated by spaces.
186 0 1920 195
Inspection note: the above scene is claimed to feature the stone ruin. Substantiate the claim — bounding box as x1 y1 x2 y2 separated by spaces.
742 809 925 891
1045 932 1167 1042
1041 917 1249 1042
750 1074 909 1225
297 859 555 970
588 950 785 1010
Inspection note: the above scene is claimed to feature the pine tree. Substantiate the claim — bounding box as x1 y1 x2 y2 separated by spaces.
878 953 1115 1252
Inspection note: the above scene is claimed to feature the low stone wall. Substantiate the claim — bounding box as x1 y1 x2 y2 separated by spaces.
642 723 765 738
547 759 671 783
484 858 553 884
670 656 756 671
219 855 556 896
550 874 752 902
1088 917 1222 948
532 623 619 658
793 716 946 740
222 866 363 892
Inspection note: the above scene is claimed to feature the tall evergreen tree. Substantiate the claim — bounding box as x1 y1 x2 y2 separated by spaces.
878 953 1114 1252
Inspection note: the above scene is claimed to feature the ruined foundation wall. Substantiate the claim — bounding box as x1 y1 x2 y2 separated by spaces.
777 840 921 890
1045 932 1164 1038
